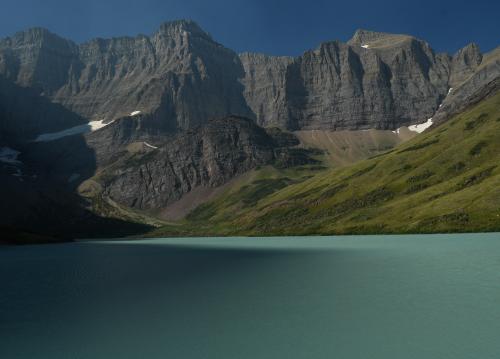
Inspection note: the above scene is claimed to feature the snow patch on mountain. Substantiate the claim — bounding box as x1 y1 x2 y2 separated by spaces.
144 142 158 149
35 120 113 142
408 118 433 133
401 88 451 134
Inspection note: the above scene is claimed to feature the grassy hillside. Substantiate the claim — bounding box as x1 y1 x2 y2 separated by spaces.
81 116 415 230
152 91 500 236
151 129 411 221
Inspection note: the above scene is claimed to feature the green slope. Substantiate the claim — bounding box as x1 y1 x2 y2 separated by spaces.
152 92 500 236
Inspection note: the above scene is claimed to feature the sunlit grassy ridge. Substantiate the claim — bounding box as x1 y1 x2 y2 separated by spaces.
152 92 500 236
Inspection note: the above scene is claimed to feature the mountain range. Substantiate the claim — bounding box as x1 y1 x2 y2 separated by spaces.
0 20 499 242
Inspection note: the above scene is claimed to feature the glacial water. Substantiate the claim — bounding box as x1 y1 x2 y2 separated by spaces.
1 233 500 358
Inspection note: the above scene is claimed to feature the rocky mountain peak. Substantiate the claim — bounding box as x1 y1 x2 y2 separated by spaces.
0 27 77 91
156 19 212 41
449 42 483 87
11 27 52 41
0 27 75 50
349 29 384 44
348 29 411 47
454 43 482 66
347 29 430 57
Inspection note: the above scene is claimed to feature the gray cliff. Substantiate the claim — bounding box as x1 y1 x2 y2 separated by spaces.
101 116 315 209
2 22 499 138
0 20 253 138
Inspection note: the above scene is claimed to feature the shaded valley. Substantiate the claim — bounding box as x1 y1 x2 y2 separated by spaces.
0 20 499 241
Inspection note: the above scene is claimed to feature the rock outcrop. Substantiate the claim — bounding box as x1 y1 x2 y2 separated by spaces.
101 116 315 209
433 46 500 125
449 43 483 87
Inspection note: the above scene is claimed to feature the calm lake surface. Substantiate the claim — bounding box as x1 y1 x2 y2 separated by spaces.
1 233 500 358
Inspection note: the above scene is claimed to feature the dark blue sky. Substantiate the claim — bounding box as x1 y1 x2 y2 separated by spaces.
1 0 499 56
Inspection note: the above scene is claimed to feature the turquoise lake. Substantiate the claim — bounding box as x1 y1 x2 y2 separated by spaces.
1 233 500 358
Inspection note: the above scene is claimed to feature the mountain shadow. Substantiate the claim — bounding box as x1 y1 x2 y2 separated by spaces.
0 78 153 243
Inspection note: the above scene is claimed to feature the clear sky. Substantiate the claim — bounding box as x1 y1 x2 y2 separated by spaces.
1 0 499 56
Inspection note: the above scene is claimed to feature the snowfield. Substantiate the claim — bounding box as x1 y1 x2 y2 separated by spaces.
144 142 158 149
35 120 112 142
408 118 434 133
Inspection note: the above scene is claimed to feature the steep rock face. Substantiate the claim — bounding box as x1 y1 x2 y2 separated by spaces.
433 46 500 125
0 28 78 91
289 40 421 129
0 29 86 141
241 30 452 130
0 20 253 137
239 53 293 128
1 23 499 136
449 43 483 87
102 116 277 209
64 20 252 131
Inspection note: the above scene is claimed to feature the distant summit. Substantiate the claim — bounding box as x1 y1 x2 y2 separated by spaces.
156 19 213 40
347 29 414 48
